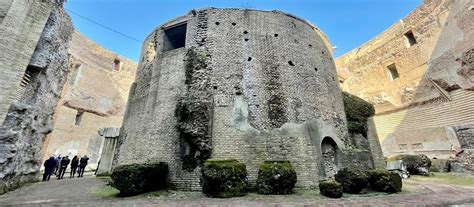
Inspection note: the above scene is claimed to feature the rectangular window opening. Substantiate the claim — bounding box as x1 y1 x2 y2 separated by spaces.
113 59 122 71
162 23 187 52
75 111 84 126
404 30 417 47
412 143 423 150
387 63 400 80
14 65 40 102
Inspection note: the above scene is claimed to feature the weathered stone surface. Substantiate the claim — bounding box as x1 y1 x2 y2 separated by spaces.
115 8 356 190
40 31 137 166
427 0 474 91
336 0 474 161
0 0 73 194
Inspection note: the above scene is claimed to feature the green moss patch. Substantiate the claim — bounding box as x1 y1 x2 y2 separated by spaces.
110 162 169 197
367 170 402 193
335 168 368 194
342 92 375 137
201 159 248 198
256 161 297 195
319 180 343 198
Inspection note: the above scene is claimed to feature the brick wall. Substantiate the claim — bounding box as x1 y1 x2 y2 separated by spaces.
115 8 355 190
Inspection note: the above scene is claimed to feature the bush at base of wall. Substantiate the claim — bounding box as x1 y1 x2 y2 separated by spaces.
201 159 248 198
319 180 343 198
400 154 431 175
110 162 168 197
367 170 402 193
256 160 297 195
335 168 368 194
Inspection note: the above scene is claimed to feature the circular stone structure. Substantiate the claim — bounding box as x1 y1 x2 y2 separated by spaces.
115 8 350 190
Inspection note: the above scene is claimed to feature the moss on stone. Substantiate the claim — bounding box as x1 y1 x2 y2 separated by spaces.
110 162 169 197
201 159 248 198
256 160 297 195
334 168 368 194
367 169 402 193
319 180 343 198
342 92 375 137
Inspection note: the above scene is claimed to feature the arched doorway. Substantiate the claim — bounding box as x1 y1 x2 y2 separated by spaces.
321 137 338 178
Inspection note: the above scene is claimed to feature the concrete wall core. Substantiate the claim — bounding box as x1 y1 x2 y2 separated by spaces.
0 0 73 193
115 8 354 190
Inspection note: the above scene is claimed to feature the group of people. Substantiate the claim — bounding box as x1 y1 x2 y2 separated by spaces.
42 155 89 181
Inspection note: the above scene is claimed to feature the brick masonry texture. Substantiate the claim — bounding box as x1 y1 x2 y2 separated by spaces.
40 31 137 168
114 8 377 190
0 0 73 194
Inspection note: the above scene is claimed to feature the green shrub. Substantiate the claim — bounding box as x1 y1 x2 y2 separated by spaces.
256 161 297 195
342 92 375 137
367 170 402 193
334 168 368 194
201 159 248 198
400 154 431 175
319 180 343 198
430 158 449 172
111 162 168 196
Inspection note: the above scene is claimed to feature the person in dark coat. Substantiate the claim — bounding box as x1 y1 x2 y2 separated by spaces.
78 155 89 177
42 156 56 181
58 155 70 179
70 156 79 178
54 155 61 175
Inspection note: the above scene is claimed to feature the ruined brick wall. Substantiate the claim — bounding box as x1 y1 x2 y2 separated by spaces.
41 31 137 167
0 0 54 124
0 0 73 193
336 0 474 159
116 8 351 190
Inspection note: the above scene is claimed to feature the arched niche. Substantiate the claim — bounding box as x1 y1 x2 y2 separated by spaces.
321 136 339 178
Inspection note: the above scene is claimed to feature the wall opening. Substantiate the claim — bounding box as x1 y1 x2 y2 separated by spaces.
404 30 417 47
321 137 339 178
387 63 399 80
70 63 82 86
14 65 41 102
162 23 187 52
75 110 84 126
112 59 121 71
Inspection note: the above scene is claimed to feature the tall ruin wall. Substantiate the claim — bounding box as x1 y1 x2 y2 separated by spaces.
335 0 474 158
41 31 137 166
0 0 73 193
115 8 354 190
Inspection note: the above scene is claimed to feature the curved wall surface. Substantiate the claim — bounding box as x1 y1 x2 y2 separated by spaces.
115 8 349 189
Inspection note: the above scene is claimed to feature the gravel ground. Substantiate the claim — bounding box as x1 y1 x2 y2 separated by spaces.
0 175 473 206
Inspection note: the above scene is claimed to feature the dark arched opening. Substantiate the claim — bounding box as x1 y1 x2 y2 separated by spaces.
321 137 339 178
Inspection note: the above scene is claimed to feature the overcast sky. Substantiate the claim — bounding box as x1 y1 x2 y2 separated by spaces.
65 0 421 62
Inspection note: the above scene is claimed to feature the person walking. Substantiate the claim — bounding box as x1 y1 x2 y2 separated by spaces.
58 155 70 179
78 155 89 177
53 155 61 175
42 156 56 181
70 156 79 178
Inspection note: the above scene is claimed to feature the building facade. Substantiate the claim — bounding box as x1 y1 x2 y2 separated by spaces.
41 31 137 168
336 0 474 159
114 8 381 190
